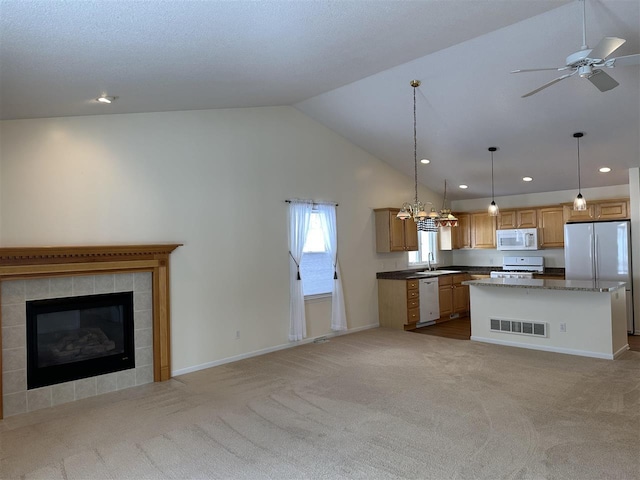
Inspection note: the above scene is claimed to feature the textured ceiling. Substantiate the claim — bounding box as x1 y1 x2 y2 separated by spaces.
1 0 638 200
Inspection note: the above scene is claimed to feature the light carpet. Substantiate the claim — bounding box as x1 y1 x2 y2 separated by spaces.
1 328 639 479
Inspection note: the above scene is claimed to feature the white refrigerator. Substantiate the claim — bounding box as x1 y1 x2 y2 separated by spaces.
564 220 634 333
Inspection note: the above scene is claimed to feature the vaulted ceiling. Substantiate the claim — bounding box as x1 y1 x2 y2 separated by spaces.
1 0 638 200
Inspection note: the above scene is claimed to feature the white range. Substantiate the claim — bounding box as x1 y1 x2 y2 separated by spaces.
490 256 544 279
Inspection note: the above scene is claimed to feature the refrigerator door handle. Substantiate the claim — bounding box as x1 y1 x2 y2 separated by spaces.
594 233 598 280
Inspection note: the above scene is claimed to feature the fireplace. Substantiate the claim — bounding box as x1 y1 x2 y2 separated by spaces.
26 292 135 389
0 244 180 418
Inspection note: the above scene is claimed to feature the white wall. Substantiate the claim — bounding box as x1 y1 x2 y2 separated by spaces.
0 107 440 373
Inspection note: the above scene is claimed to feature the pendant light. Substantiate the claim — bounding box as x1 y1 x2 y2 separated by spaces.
488 147 499 217
573 132 587 211
397 80 428 222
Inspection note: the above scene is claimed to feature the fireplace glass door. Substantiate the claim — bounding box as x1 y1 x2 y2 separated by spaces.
27 291 135 389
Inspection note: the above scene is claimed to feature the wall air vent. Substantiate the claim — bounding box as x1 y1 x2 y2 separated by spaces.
490 318 546 337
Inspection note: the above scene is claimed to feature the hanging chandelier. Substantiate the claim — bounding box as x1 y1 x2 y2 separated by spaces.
397 80 429 222
396 80 457 228
431 179 458 228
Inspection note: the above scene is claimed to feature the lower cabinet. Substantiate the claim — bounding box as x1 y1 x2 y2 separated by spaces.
438 273 470 321
438 275 453 318
378 278 420 330
377 274 471 329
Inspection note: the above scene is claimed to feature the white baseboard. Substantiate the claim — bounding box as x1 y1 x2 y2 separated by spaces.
171 323 379 377
470 335 627 360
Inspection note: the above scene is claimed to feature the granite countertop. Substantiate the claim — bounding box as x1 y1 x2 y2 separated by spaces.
462 277 626 292
376 266 565 280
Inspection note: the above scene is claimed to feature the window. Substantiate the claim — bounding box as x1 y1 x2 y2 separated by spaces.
299 212 334 296
408 230 439 266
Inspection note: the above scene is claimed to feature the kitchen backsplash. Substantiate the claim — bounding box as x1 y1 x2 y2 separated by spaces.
451 248 565 267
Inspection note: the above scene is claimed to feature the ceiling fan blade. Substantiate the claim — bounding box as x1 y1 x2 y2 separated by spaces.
587 69 619 92
605 53 640 67
588 37 626 60
521 72 576 98
511 67 568 74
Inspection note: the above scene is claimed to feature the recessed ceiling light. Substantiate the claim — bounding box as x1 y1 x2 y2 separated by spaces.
459 184 468 189
599 167 611 173
420 159 430 164
522 176 533 182
96 95 116 104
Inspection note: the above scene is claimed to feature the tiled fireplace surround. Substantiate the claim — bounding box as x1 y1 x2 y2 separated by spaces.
0 244 181 419
2 273 153 417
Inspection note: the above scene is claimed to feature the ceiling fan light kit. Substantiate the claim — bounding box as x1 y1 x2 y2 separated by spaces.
512 0 639 98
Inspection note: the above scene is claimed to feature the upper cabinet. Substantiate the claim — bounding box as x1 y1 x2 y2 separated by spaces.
563 198 629 223
497 210 516 229
517 209 538 228
453 213 471 249
497 209 537 229
562 204 596 223
440 213 471 251
595 199 628 220
470 213 496 249
374 208 418 253
537 207 564 248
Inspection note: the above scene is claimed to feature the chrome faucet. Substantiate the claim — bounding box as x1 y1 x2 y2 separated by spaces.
427 252 435 271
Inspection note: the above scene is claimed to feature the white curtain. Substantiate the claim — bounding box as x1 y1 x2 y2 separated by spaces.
317 204 347 331
288 201 312 341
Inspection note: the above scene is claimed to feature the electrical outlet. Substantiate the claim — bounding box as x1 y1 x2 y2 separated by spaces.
560 323 566 332
235 330 240 340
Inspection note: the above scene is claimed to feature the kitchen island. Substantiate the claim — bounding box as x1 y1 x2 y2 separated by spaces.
462 278 628 359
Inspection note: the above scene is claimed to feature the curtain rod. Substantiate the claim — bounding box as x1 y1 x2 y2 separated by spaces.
284 199 339 207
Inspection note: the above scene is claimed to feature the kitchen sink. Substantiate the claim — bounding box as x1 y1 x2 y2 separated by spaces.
415 269 461 276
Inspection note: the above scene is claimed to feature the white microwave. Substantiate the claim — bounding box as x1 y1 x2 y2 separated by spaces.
496 228 540 251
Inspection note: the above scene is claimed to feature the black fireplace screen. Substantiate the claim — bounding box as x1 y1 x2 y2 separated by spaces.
27 291 135 389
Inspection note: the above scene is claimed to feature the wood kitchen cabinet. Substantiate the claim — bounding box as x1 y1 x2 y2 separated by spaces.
470 213 496 249
497 210 516 229
497 209 537 229
538 207 564 248
438 275 453 319
517 209 538 228
452 274 470 315
453 213 471 249
562 198 629 223
438 273 470 321
374 208 419 253
595 199 628 220
377 278 420 330
562 204 596 223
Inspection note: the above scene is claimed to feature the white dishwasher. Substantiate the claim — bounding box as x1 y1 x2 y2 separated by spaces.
417 278 440 327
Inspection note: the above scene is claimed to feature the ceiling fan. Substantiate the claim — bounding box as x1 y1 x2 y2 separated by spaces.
512 0 640 98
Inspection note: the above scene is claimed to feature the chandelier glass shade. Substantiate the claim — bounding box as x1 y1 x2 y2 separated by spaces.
573 132 587 211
